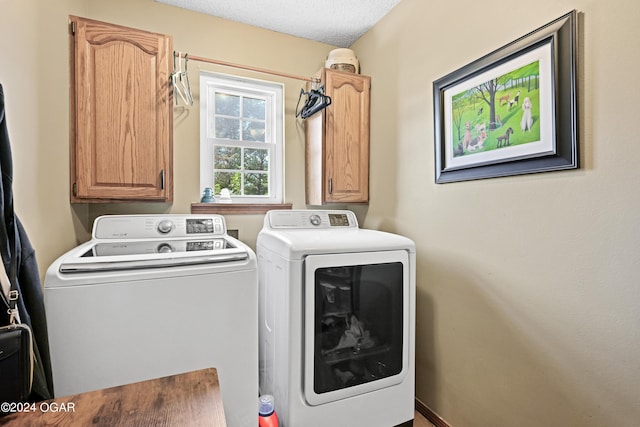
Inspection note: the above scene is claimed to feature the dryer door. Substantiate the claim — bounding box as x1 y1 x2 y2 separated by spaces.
303 250 410 406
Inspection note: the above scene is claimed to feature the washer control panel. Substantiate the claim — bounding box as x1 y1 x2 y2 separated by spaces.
93 215 226 239
266 210 358 230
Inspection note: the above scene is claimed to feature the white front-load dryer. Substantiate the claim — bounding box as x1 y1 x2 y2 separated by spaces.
257 210 416 427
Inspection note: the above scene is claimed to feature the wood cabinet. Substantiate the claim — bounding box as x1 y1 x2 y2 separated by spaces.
305 68 371 205
69 16 173 202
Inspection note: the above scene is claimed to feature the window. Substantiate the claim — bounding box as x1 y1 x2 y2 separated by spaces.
200 72 284 203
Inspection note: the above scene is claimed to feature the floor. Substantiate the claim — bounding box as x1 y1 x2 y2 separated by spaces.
414 410 436 427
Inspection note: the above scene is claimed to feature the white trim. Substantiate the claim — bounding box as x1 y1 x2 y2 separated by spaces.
200 72 284 204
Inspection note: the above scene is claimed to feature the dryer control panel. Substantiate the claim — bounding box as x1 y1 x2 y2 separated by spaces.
265 210 359 230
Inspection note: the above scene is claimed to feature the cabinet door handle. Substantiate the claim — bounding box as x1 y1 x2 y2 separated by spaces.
328 178 333 195
160 169 165 190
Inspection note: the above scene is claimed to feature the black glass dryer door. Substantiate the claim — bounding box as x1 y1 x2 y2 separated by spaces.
303 250 410 406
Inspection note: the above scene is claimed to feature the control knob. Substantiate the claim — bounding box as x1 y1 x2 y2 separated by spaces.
157 220 174 234
156 243 174 253
309 214 321 226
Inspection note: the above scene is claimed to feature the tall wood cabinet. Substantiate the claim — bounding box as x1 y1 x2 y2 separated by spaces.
305 68 371 205
69 16 173 202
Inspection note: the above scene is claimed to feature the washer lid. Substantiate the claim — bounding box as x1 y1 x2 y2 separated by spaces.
56 214 251 273
58 237 249 273
59 238 249 273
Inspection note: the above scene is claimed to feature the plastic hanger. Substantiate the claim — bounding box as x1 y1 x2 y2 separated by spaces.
295 85 331 119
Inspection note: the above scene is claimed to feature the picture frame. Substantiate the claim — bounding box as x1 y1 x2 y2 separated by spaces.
433 10 578 183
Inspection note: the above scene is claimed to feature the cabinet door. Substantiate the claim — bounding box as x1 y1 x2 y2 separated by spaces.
70 16 173 202
324 70 370 203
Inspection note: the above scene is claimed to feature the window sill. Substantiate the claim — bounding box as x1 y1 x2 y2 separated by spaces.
191 203 293 215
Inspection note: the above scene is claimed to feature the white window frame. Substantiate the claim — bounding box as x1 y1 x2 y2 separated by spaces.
200 71 284 204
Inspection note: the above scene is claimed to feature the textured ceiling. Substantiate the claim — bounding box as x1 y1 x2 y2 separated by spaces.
156 0 402 47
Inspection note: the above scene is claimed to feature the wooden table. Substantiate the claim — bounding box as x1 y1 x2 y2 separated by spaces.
1 368 227 426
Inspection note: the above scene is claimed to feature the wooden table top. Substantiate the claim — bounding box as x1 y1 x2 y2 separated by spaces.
1 368 227 426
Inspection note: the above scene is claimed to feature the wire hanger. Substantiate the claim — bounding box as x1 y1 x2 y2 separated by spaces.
180 53 194 106
171 51 193 106
295 85 331 119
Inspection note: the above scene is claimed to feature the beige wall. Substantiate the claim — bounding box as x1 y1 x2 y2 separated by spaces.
3 0 640 426
0 0 88 275
354 0 640 425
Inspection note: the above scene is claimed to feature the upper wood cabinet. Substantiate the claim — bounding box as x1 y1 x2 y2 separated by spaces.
69 16 173 202
305 68 371 205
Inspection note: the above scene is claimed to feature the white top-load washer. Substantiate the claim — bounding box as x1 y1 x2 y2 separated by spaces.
257 210 416 427
45 214 257 427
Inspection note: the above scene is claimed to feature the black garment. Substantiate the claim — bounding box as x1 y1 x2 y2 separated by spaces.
0 84 54 400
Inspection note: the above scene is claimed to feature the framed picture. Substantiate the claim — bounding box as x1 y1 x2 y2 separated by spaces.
433 10 578 183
